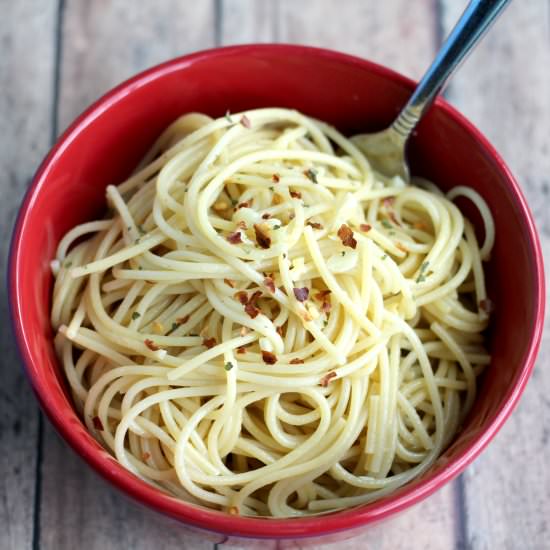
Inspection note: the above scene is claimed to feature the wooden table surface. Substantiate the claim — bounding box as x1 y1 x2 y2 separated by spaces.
1 1 549 549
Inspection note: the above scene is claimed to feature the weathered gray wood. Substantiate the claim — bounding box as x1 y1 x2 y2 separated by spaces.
39 2 216 549
0 1 57 549
278 0 438 80
440 1 550 549
219 0 278 44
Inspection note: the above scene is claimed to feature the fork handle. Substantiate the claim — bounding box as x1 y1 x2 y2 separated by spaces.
391 0 512 142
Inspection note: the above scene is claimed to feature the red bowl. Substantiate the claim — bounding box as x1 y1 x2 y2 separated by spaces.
9 45 545 541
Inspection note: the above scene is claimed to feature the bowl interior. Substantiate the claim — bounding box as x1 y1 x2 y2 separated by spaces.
10 45 544 538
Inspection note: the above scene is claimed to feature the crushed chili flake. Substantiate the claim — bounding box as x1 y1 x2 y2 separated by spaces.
92 416 104 431
264 277 276 293
261 212 272 219
253 223 271 249
320 371 337 387
413 221 428 231
337 224 357 249
228 506 239 516
290 358 305 364
176 314 190 325
290 190 302 199
237 199 253 209
240 114 252 128
144 339 160 352
272 173 280 183
293 287 309 302
142 452 151 461
383 197 395 208
227 231 243 244
224 279 236 288
236 346 247 354
479 298 494 313
244 303 260 319
203 337 217 349
276 325 284 337
320 299 332 313
262 350 277 364
360 223 372 232
307 221 323 230
235 291 248 305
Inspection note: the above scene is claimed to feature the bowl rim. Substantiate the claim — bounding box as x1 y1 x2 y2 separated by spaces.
8 43 546 539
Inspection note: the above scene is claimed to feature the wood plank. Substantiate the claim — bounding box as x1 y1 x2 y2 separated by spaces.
440 1 550 549
219 0 278 44
0 1 57 549
278 0 439 79
40 2 217 549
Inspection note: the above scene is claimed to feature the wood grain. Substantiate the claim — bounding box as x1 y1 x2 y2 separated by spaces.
440 1 550 549
0 1 57 549
39 2 217 549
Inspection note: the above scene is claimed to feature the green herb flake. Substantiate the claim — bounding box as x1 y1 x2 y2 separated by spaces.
341 251 346 256
269 186 274 191
225 110 233 124
132 312 141 320
138 266 143 270
273 225 282 230
64 261 72 268
137 224 145 235
224 361 234 371
381 254 388 260
171 322 178 331
416 261 430 283
381 219 393 229
231 198 238 206
304 168 318 183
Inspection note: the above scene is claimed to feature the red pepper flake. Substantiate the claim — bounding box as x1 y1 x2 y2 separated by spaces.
224 279 236 288
479 299 494 314
383 197 395 208
307 221 323 230
320 299 332 313
276 325 284 337
320 371 337 387
237 199 253 209
227 231 243 244
314 290 331 301
290 190 302 199
144 339 160 351
234 291 248 305
176 314 190 324
244 302 260 319
142 452 151 461
261 212 272 220
236 220 248 230
304 168 318 183
228 506 240 516
414 221 428 231
293 287 309 302
290 358 305 364
203 337 217 349
253 223 271 249
272 173 280 183
236 346 247 354
262 350 277 364
360 223 372 232
337 224 357 249
92 416 104 431
264 277 276 293
240 114 251 128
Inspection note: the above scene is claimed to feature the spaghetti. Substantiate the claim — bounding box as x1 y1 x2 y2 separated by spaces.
51 108 494 516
